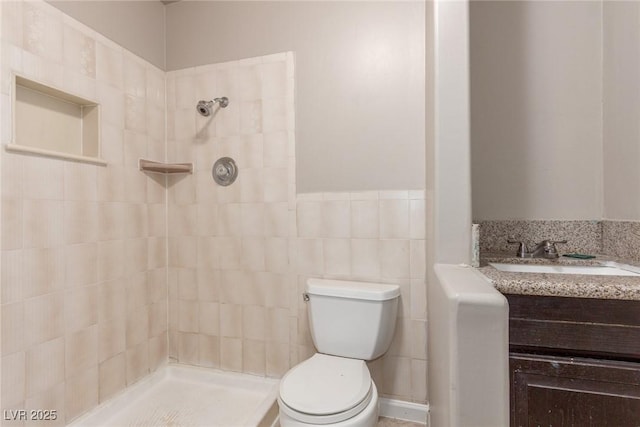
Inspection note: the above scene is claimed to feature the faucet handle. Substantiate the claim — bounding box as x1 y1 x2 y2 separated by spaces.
507 240 528 257
544 240 567 257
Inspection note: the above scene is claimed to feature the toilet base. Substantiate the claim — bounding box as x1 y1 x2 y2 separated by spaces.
278 382 379 427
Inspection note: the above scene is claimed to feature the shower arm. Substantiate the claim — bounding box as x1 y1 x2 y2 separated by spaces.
213 97 229 108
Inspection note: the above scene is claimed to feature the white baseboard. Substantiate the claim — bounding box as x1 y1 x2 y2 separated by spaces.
379 398 429 425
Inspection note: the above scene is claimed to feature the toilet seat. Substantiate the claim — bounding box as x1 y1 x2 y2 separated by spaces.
278 353 373 425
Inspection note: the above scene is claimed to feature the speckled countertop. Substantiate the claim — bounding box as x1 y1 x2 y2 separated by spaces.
478 253 640 301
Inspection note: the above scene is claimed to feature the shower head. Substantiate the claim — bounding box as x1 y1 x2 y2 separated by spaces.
197 97 229 117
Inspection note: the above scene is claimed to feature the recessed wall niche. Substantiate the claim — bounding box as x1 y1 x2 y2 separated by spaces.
8 75 104 165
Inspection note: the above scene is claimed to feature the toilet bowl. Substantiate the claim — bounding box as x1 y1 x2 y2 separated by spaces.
277 279 400 427
277 354 379 427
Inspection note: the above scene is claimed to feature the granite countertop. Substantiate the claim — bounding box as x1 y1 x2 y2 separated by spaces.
478 253 640 301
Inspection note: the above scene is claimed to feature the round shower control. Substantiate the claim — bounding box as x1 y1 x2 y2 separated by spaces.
212 157 238 186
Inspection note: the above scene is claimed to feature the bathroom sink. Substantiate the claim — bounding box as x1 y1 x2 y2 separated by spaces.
489 262 640 276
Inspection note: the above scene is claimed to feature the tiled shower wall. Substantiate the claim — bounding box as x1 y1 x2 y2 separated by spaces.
1 1 168 424
165 53 297 378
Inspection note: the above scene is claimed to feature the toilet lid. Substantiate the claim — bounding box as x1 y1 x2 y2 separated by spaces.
279 353 372 416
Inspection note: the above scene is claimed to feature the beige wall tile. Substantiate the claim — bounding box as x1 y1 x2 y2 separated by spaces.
64 285 98 334
379 239 410 279
242 305 265 341
148 268 168 304
297 201 323 238
263 131 288 168
148 301 167 338
220 303 242 338
266 342 289 378
65 367 98 422
351 200 379 239
410 240 426 280
22 156 64 200
2 250 23 304
264 203 289 237
411 359 428 402
379 199 410 239
198 334 220 368
98 353 125 402
98 279 126 323
65 244 98 289
26 337 64 398
64 162 97 201
296 238 323 275
410 278 427 320
350 239 380 279
177 332 198 365
63 24 96 78
262 273 290 309
323 238 351 277
25 382 65 427
2 198 22 250
147 237 167 270
64 201 98 244
265 307 289 344
148 333 167 372
95 41 123 90
242 339 265 375
220 337 242 372
178 300 198 333
124 238 148 275
23 247 65 298
389 317 412 358
263 167 291 203
23 200 64 248
241 237 265 271
383 356 412 399
122 202 148 238
2 152 24 200
411 319 428 360
25 292 64 347
98 317 125 363
323 200 351 238
126 306 149 348
2 302 25 355
125 341 149 385
264 238 288 273
66 325 98 374
196 267 219 302
198 301 219 336
2 351 25 408
409 199 426 239
97 202 125 241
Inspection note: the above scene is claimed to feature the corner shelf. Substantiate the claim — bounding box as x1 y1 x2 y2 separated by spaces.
139 159 193 174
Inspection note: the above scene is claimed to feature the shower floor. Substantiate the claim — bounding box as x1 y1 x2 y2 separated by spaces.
69 364 279 427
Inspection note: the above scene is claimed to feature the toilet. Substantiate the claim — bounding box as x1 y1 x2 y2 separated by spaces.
277 278 400 427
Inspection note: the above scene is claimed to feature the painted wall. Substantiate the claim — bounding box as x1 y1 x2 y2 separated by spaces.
470 1 603 221
603 1 640 221
165 1 425 193
46 0 166 69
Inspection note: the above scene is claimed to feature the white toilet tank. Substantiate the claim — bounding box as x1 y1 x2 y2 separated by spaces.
305 278 400 360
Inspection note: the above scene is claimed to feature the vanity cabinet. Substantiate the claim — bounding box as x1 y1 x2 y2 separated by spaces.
506 294 640 426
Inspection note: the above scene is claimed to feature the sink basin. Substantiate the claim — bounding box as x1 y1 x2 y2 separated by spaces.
489 262 640 276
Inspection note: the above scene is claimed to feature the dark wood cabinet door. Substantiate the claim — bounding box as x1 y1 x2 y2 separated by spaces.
510 354 640 427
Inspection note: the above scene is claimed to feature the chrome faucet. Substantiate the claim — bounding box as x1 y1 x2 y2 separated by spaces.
507 239 567 259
